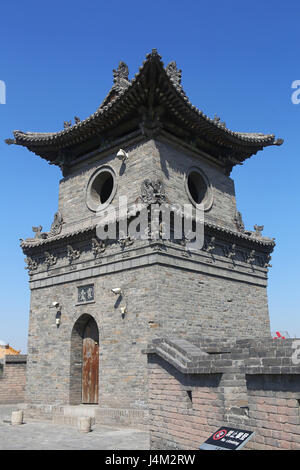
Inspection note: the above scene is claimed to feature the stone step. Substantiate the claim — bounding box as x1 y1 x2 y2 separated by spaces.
52 405 97 427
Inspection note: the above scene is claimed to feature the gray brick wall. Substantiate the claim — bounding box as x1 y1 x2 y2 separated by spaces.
57 138 238 235
23 135 273 424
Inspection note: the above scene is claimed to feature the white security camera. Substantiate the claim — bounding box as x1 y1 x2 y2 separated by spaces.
117 149 128 163
52 301 59 308
111 288 122 295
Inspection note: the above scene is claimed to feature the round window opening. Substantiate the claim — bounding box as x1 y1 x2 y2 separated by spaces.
86 167 116 212
185 168 213 211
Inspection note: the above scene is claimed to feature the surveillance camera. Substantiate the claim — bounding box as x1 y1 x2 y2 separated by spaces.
117 149 128 162
52 301 59 308
111 288 122 295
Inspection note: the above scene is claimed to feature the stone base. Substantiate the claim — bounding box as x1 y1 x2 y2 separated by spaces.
19 403 148 429
95 407 149 429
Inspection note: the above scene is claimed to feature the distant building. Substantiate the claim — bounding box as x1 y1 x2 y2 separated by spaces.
0 340 20 360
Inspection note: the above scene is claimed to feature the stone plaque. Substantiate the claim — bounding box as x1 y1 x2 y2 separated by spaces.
78 285 94 303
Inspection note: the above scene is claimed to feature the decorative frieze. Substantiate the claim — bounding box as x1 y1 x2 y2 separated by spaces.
44 251 57 269
21 223 273 275
92 238 106 258
246 250 256 265
67 245 80 264
118 236 134 251
223 243 236 261
24 256 38 273
262 254 272 268
204 236 216 254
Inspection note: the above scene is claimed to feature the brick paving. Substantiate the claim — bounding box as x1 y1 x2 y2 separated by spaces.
0 406 149 450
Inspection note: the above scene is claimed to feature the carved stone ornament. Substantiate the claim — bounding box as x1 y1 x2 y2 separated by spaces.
263 254 272 268
67 245 80 264
140 179 166 205
92 238 106 257
180 237 192 257
165 61 182 92
246 250 256 264
44 251 57 268
113 61 130 93
234 211 245 233
33 226 47 239
4 138 16 145
49 211 63 237
25 256 38 272
253 225 264 238
204 236 216 254
118 236 134 250
25 226 48 242
223 244 236 260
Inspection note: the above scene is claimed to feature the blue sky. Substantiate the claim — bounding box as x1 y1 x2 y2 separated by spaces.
0 0 300 352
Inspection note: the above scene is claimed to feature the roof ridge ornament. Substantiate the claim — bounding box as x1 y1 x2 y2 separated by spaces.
4 138 16 145
9 52 284 168
112 61 130 93
146 49 161 60
165 61 182 92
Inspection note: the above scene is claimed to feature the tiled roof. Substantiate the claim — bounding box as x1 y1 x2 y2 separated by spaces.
20 219 275 251
8 50 283 170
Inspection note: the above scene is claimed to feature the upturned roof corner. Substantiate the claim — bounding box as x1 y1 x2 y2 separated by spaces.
6 49 283 174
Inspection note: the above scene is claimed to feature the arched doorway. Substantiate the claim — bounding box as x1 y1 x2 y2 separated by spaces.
70 314 99 405
82 317 99 403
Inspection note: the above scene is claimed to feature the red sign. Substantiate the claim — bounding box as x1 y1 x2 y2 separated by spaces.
213 429 227 440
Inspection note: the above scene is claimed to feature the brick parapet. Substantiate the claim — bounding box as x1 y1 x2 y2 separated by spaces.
145 337 300 375
146 338 300 450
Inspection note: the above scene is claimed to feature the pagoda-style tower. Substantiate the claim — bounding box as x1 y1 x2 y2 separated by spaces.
8 50 282 426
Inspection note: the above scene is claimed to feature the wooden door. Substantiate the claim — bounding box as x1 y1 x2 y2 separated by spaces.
82 318 99 404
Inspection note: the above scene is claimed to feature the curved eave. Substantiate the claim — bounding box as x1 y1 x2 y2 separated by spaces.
11 50 283 161
20 219 275 253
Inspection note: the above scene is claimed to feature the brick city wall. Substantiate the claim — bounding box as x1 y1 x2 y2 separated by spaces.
0 355 27 404
147 338 300 450
148 357 224 449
